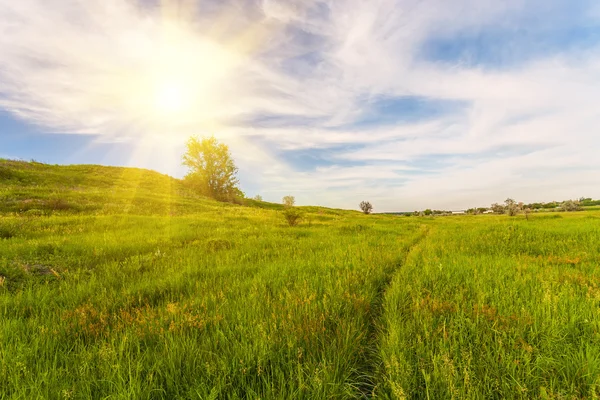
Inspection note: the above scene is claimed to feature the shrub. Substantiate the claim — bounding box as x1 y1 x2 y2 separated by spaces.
561 200 582 212
282 208 302 226
359 201 373 214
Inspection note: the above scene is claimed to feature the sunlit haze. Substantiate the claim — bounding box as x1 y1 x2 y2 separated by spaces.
1 0 599 211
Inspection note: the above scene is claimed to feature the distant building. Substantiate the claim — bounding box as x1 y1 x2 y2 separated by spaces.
451 210 466 215
483 210 494 214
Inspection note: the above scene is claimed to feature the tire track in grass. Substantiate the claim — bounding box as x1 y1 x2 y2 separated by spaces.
356 224 431 398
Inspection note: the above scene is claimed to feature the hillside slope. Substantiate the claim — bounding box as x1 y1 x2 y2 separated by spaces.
0 159 287 215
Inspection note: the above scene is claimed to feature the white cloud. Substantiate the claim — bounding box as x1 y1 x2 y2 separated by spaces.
0 0 599 210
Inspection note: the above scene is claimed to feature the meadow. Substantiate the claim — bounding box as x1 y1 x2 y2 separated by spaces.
1 160 599 399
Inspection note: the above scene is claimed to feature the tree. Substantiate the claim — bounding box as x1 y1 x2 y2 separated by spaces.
504 198 521 216
491 203 505 214
561 199 582 212
182 136 242 201
253 195 263 201
283 196 295 207
359 201 373 214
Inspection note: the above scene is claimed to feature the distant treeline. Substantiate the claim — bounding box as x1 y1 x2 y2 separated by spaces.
381 197 599 216
522 197 600 209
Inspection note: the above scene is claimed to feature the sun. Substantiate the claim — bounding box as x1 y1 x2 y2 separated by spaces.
100 11 257 136
141 22 242 122
154 80 190 115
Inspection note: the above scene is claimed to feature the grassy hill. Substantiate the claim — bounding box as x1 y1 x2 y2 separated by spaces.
2 160 600 399
0 159 248 215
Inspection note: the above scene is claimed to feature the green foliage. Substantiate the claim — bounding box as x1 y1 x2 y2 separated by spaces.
561 199 582 212
504 198 521 216
490 202 505 214
282 207 303 226
182 136 242 202
580 198 600 206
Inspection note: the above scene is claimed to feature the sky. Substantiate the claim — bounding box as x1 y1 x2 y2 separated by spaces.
1 0 599 212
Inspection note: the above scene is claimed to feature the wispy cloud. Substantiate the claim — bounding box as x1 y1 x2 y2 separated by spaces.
1 0 599 210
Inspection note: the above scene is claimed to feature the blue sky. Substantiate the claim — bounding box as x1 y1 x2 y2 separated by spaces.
1 0 600 211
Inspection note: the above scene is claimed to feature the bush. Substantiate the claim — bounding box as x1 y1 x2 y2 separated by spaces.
561 200 582 212
282 208 302 226
359 201 373 214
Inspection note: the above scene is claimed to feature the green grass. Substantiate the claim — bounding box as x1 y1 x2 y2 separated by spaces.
1 160 599 399
379 215 600 398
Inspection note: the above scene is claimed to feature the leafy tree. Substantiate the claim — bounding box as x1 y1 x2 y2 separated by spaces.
491 203 505 214
561 199 582 212
282 196 295 207
526 202 544 210
253 195 263 201
359 201 373 214
182 136 242 201
504 198 521 216
581 198 600 206
423 208 432 216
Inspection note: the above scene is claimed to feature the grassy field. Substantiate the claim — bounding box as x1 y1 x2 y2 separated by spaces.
1 160 599 399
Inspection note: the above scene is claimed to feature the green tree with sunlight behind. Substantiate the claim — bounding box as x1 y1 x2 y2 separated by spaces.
182 136 243 202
